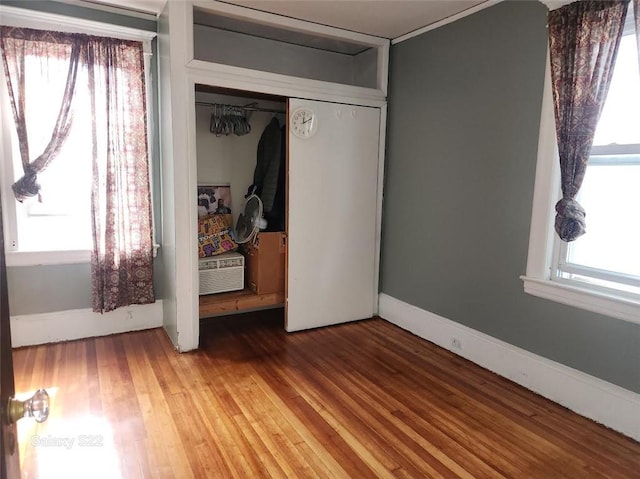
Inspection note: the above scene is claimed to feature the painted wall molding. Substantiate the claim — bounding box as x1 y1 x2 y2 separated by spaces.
11 300 164 347
378 293 640 441
0 5 156 44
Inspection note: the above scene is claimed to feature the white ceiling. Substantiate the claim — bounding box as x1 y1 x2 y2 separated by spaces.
222 1 487 39
84 0 489 39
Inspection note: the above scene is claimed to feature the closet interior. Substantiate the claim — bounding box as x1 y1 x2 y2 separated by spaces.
195 85 288 318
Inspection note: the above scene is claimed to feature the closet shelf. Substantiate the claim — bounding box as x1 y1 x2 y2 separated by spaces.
199 288 285 318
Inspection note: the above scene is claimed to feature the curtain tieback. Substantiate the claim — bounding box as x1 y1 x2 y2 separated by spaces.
555 197 586 242
12 164 42 203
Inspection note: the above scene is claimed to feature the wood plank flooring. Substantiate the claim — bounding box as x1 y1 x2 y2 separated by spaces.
12 311 640 478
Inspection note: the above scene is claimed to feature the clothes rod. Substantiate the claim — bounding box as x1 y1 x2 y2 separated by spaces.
195 101 285 114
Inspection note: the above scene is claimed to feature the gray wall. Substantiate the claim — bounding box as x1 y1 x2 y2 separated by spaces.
354 47 378 89
193 24 377 88
8 264 92 314
381 1 640 393
2 0 162 315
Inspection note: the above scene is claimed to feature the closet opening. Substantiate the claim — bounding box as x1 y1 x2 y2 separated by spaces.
194 84 288 320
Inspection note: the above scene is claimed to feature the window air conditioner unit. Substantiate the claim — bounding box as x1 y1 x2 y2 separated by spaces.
199 251 244 295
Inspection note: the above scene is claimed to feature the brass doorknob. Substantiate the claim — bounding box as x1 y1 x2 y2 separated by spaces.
6 389 49 425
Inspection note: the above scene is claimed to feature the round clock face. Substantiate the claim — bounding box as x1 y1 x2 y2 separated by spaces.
290 107 318 139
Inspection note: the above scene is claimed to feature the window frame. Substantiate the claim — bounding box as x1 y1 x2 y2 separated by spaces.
522 46 640 326
552 148 640 294
0 5 157 267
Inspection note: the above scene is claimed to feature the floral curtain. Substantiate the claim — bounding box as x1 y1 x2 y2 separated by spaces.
1 28 154 313
635 0 640 69
86 37 154 313
548 1 628 242
0 28 81 202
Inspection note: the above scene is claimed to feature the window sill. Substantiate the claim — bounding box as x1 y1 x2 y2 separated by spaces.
521 276 640 325
6 250 91 267
6 244 161 267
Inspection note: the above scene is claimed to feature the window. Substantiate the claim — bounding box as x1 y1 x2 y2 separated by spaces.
2 53 94 253
0 8 156 266
523 12 640 324
552 30 640 300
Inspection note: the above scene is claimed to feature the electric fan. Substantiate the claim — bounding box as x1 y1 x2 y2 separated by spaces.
235 194 267 244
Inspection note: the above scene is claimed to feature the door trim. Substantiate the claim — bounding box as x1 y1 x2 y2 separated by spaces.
373 103 387 314
163 64 386 351
187 60 386 108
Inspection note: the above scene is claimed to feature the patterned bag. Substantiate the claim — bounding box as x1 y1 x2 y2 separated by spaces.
197 214 238 257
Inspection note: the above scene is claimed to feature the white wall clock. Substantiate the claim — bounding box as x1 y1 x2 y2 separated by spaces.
290 107 318 139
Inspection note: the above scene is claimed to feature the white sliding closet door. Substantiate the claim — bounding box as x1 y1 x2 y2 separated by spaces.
287 98 380 332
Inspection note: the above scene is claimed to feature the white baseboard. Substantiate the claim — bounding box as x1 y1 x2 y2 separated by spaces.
11 300 164 347
378 293 640 441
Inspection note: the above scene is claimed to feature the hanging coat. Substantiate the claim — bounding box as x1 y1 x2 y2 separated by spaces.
253 117 281 214
264 125 287 231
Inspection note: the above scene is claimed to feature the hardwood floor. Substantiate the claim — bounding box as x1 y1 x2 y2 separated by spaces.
13 311 640 478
